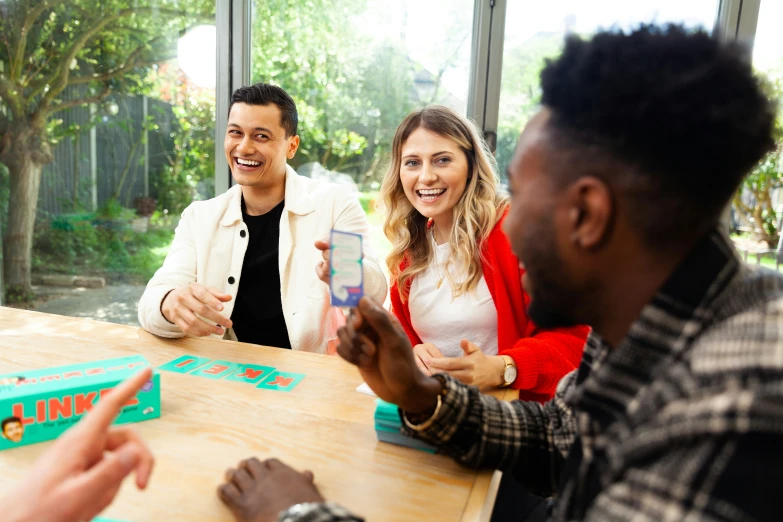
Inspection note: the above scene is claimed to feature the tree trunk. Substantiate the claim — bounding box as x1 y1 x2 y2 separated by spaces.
751 198 775 245
0 123 53 301
734 189 777 246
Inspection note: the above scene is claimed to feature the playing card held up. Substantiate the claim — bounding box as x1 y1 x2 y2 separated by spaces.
329 229 364 307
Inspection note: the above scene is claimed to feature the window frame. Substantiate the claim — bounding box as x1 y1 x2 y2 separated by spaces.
211 0 765 194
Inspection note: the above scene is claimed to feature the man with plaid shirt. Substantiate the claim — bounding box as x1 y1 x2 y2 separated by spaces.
218 25 782 522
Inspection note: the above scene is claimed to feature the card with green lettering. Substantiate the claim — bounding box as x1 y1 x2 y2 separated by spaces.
189 360 242 380
158 355 212 374
224 364 275 385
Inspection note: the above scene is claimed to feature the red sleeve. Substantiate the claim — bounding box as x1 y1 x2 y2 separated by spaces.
502 323 589 396
389 280 423 347
484 211 589 398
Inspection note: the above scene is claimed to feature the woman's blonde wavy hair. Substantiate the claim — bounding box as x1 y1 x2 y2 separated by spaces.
380 105 508 301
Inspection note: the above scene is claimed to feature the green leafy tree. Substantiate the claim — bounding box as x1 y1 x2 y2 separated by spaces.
0 0 210 300
495 32 564 176
250 0 417 189
354 43 417 188
733 70 783 245
251 0 368 171
149 64 215 216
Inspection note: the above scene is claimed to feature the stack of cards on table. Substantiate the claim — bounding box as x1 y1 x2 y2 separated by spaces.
374 399 436 453
0 356 160 451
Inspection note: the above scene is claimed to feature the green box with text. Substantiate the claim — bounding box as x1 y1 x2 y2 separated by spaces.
0 356 160 451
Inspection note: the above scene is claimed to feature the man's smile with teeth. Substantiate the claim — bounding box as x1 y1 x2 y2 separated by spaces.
236 158 261 166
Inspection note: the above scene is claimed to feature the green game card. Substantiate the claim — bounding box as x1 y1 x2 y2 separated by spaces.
189 360 242 380
224 364 276 385
158 355 212 374
256 370 305 392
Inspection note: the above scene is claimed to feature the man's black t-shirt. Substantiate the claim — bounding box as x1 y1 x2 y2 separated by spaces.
230 199 292 349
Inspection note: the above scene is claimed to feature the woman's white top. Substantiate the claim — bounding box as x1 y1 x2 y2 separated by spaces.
409 239 498 358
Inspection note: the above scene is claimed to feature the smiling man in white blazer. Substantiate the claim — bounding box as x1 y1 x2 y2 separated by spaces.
138 84 387 353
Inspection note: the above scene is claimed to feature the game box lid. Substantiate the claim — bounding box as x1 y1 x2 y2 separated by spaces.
0 355 152 399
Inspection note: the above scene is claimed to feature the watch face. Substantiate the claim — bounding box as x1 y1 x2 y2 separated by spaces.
504 365 518 384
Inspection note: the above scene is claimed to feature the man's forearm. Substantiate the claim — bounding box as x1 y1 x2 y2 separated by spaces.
400 373 578 491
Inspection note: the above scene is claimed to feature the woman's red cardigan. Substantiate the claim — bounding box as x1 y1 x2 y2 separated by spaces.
389 212 590 403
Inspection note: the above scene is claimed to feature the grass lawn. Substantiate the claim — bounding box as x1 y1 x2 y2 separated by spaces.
731 233 781 271
740 252 781 271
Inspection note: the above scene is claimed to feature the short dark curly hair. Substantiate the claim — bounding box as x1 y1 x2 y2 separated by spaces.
229 83 298 137
540 24 776 247
1 416 21 432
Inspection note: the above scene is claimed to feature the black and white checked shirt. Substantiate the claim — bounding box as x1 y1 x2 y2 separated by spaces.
282 229 783 522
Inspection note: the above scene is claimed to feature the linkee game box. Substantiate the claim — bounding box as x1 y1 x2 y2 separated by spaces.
0 356 160 451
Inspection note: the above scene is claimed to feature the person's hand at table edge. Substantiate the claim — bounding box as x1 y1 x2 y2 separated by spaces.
161 282 233 337
219 457 325 522
4 368 155 522
427 340 511 390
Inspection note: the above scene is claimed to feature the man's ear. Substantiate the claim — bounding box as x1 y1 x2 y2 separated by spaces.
287 135 300 159
566 176 613 250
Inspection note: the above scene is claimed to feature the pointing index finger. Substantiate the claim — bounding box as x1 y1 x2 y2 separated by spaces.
78 368 153 435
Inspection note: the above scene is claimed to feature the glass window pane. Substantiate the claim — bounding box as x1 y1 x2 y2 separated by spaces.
496 0 720 179
735 0 783 257
0 1 216 320
250 0 475 191
249 0 475 276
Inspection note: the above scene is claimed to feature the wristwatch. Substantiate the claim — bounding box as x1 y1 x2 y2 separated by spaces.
278 502 322 522
500 356 517 387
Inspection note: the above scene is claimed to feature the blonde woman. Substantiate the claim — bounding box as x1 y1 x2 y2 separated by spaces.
381 105 589 400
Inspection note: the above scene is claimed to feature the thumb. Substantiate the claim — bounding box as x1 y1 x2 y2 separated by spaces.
80 444 140 490
206 286 232 302
460 339 479 355
314 239 330 251
60 444 141 519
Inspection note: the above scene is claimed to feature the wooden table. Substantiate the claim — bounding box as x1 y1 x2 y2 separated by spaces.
0 308 512 521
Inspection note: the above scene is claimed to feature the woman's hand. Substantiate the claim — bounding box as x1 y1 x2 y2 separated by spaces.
412 343 444 375
426 339 507 390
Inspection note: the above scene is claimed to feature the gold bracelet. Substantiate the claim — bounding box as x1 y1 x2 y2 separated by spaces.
402 393 442 432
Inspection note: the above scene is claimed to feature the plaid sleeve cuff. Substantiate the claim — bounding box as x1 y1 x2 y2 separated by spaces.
400 374 473 446
399 374 559 473
277 502 364 522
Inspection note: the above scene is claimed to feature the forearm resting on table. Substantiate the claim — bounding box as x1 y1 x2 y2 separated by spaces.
402 373 574 479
